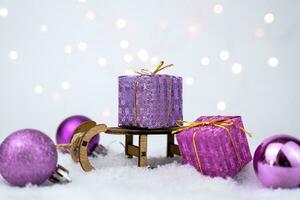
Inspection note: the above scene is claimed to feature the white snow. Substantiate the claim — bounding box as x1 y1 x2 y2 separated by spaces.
0 135 299 200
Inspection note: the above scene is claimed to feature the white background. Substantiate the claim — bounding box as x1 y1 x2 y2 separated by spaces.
0 0 299 199
1 0 300 145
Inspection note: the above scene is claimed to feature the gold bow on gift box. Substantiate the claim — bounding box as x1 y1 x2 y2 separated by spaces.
135 61 173 75
172 117 252 174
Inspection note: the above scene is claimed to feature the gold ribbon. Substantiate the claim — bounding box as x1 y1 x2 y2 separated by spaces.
135 61 173 75
133 61 174 127
172 117 252 174
56 143 71 150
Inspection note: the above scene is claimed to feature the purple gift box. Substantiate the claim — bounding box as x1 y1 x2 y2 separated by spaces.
176 116 252 177
118 74 183 129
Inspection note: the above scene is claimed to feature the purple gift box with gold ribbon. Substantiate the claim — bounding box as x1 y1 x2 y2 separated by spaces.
118 61 183 129
175 116 252 177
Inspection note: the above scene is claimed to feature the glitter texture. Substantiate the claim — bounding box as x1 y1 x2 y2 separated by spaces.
176 116 252 177
0 129 57 186
118 74 183 129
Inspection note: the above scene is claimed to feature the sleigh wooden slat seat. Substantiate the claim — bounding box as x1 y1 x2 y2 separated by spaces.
105 127 181 167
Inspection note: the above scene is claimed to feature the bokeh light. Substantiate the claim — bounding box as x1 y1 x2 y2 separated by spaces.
201 57 210 65
150 56 159 65
268 57 279 67
159 19 168 29
78 42 88 51
137 49 148 62
217 101 226 111
64 45 72 54
0 8 8 17
255 28 265 38
61 81 71 90
213 4 223 14
219 51 230 61
52 92 61 102
40 24 48 32
264 13 275 24
185 77 194 86
9 51 18 60
102 109 111 118
232 63 242 74
97 57 107 66
124 54 133 63
86 11 96 21
188 24 198 33
34 85 44 95
116 18 126 29
120 40 129 49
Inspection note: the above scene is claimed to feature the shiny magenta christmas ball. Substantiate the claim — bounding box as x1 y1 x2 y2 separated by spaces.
56 115 99 155
253 134 300 188
0 129 57 186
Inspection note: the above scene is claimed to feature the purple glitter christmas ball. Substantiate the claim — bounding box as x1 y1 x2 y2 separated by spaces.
56 115 99 155
0 129 57 186
253 134 300 188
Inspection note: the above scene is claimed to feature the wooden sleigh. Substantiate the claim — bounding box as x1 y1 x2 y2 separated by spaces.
57 121 181 172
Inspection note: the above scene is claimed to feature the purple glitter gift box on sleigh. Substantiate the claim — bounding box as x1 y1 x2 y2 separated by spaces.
118 61 183 129
175 116 252 177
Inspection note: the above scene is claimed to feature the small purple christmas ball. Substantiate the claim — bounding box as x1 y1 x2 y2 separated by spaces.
253 134 300 188
56 115 99 155
0 129 57 186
